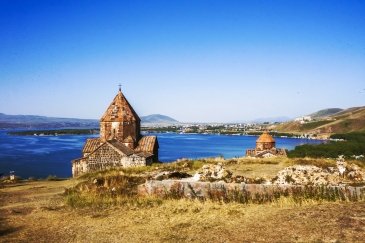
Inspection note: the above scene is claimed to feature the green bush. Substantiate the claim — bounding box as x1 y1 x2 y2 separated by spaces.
288 132 365 159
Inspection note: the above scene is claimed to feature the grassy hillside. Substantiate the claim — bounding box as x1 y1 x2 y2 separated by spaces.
309 108 343 118
274 106 365 134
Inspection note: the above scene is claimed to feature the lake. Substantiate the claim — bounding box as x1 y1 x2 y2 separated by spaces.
0 130 324 178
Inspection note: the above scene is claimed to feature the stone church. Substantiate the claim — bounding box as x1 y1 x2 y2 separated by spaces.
72 88 159 177
245 131 286 158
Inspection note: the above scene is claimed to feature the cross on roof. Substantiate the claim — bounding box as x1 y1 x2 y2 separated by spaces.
118 83 122 91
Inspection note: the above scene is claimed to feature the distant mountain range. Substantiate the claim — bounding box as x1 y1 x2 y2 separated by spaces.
0 113 99 129
0 113 179 128
2 107 364 134
273 106 365 134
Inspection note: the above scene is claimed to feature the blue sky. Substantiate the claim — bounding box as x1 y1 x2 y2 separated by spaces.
0 0 364 122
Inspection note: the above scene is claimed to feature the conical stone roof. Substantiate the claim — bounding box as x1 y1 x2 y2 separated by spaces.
100 89 140 123
256 131 275 143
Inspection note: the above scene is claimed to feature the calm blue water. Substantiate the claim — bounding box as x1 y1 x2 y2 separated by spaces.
0 130 324 178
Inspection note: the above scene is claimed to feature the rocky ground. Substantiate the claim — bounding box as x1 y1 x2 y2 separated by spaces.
272 156 365 186
150 156 365 186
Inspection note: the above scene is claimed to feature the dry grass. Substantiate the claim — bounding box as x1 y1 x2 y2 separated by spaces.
2 158 365 242
1 180 365 242
291 157 337 168
223 157 293 179
77 159 212 180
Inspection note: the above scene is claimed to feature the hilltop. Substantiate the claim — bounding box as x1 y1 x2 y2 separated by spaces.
141 114 179 124
309 108 343 118
273 106 365 135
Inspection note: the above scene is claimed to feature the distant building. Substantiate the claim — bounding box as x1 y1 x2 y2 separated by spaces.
9 171 15 181
72 88 159 177
294 116 312 124
245 132 286 158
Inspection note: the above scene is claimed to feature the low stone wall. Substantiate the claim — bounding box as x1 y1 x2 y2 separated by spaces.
138 180 365 202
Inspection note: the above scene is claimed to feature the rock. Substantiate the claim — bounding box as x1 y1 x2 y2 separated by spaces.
191 173 201 182
348 164 361 171
336 157 347 177
232 175 246 183
199 163 232 182
347 166 365 181
327 167 335 173
92 178 103 187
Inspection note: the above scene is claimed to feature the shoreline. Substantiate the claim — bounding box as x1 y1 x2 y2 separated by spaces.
143 131 330 141
5 129 330 141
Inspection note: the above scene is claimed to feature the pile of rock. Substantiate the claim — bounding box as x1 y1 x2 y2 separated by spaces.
197 163 233 182
273 157 365 186
273 165 334 185
346 164 365 181
149 156 364 186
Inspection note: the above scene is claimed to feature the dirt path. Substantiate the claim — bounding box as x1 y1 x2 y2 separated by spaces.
1 180 365 242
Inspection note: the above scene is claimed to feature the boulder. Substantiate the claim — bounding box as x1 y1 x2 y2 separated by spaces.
336 157 347 177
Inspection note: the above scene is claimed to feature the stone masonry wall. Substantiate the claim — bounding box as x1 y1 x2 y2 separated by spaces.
121 155 147 167
138 180 365 201
72 143 149 177
100 121 140 144
86 143 123 172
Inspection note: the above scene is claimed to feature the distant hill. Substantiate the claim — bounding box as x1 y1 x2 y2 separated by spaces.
0 113 179 128
309 108 343 118
0 113 98 129
141 114 179 124
273 106 365 134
